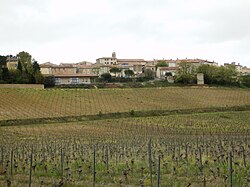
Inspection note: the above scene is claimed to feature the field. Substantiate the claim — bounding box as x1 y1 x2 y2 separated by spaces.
0 87 250 186
0 87 249 121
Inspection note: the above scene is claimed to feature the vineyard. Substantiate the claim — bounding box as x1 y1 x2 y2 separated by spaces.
0 87 250 186
0 87 249 121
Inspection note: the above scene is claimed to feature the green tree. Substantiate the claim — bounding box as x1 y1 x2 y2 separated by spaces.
44 76 55 88
124 69 134 77
0 55 7 67
16 52 44 84
33 60 40 72
101 73 112 82
34 71 44 84
176 62 196 84
32 60 43 83
214 65 238 86
0 55 7 82
0 68 2 83
197 64 217 84
110 67 121 77
17 51 32 73
156 61 168 68
240 75 250 87
195 64 239 86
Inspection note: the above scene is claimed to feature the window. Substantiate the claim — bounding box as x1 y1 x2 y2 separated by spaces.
55 78 61 84
70 78 79 84
76 68 79 73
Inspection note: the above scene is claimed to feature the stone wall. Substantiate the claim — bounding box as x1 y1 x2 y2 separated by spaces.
0 84 44 89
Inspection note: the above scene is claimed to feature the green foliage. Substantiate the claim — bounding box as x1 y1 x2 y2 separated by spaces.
101 73 112 82
111 77 132 83
0 55 7 67
0 55 7 82
0 52 44 84
44 76 55 88
130 110 135 116
110 67 121 76
124 69 134 77
1 67 9 82
156 61 168 68
34 71 44 84
17 51 32 74
197 64 238 86
196 64 216 84
33 60 40 72
176 62 196 84
240 75 250 87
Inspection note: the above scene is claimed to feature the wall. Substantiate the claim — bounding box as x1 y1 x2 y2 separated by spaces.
0 84 44 89
40 67 51 75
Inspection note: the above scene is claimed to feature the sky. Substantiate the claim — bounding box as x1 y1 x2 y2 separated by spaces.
1 0 250 67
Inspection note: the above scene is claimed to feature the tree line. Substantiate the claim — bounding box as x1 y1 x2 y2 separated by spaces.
176 62 250 87
0 51 44 84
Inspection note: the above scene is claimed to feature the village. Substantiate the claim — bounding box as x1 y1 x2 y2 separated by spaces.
3 52 250 86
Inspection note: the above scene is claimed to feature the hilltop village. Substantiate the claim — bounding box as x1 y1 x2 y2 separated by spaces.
3 52 250 86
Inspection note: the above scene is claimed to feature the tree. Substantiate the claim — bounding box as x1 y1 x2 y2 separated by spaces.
0 68 2 83
101 73 112 82
124 69 134 77
214 65 238 86
197 64 217 84
17 51 32 73
34 71 44 84
16 52 44 84
176 62 196 84
156 61 168 68
1 67 9 82
32 60 43 83
17 60 22 72
17 51 33 83
110 67 121 77
33 60 40 72
44 76 55 88
241 75 250 87
0 55 7 67
0 55 7 82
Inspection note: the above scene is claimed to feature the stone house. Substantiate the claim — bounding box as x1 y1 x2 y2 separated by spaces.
40 62 98 85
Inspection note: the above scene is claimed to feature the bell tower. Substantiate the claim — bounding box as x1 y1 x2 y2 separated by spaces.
112 52 116 58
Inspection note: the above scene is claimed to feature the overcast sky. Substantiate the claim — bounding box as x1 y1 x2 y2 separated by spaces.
1 0 250 66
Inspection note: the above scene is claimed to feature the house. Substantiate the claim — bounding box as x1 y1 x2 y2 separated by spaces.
241 66 250 75
6 56 18 70
40 62 98 85
40 52 223 84
176 58 218 67
96 52 117 65
224 62 243 72
96 52 148 77
156 67 179 78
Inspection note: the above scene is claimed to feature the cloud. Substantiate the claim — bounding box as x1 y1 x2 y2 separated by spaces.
0 0 250 66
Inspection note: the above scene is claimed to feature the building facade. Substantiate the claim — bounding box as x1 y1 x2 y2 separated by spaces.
40 62 98 85
6 56 18 70
40 52 222 84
